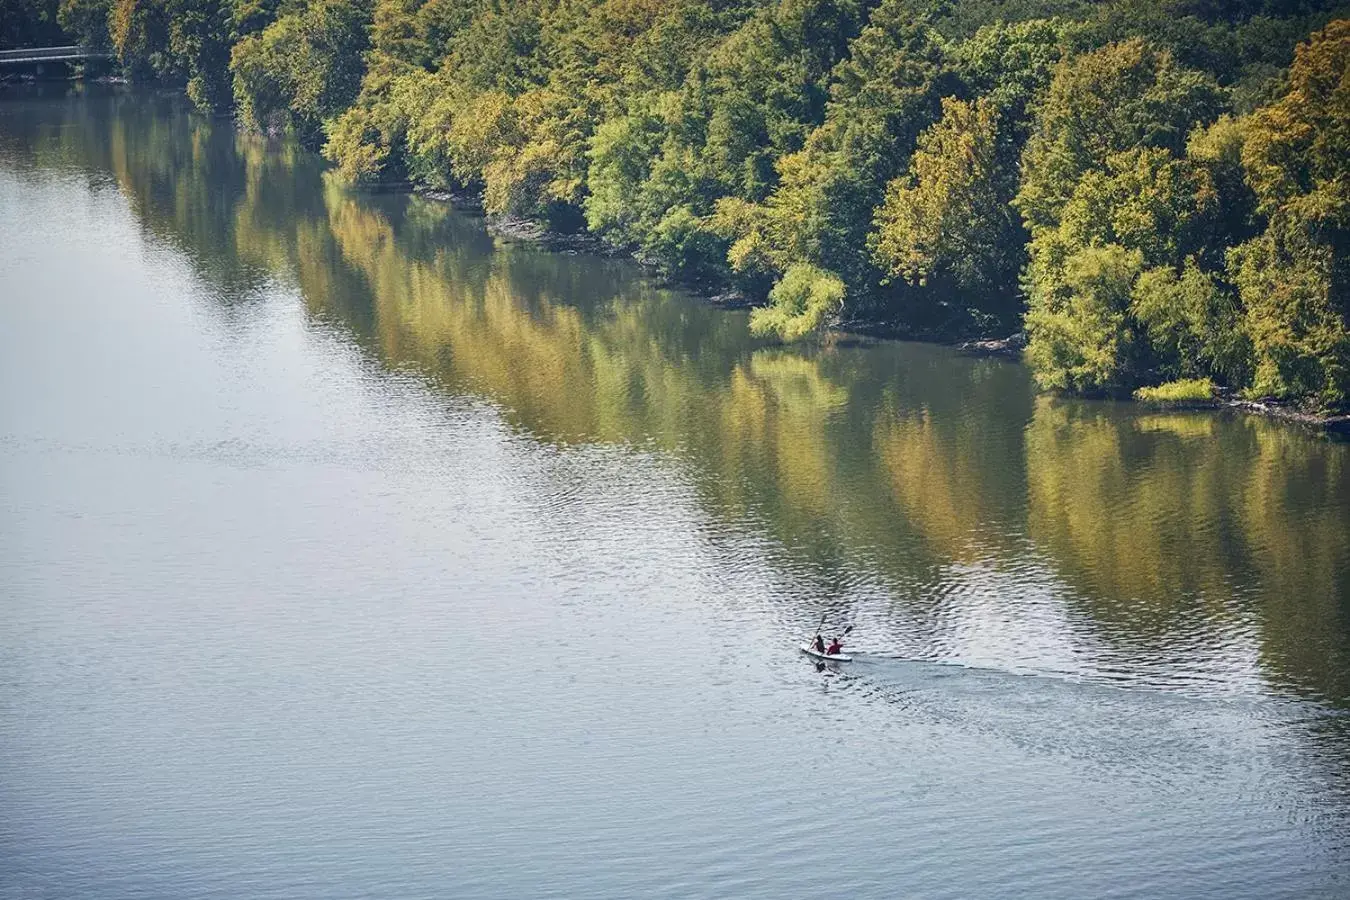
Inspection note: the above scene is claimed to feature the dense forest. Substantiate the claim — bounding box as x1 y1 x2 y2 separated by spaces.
4 0 1348 410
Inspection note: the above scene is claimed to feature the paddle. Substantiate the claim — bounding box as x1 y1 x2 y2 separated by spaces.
809 612 827 649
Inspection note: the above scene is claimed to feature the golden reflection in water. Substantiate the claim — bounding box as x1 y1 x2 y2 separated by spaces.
315 184 868 537
1027 399 1241 618
1027 397 1350 698
875 405 1009 566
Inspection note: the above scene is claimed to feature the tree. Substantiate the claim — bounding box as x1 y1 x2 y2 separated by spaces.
951 17 1077 121
231 0 373 144
870 96 1021 312
111 0 235 111
1 0 67 49
1023 243 1144 392
722 4 953 300
1129 259 1248 383
1229 234 1347 405
58 0 111 51
584 0 868 263
1016 38 1224 233
1018 39 1232 394
1229 19 1350 406
89 0 1347 408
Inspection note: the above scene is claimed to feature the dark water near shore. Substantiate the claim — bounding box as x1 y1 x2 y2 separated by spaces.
3 88 1349 899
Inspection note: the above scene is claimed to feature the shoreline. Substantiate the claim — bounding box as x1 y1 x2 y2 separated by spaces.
418 187 759 308
417 185 1350 439
1220 397 1350 436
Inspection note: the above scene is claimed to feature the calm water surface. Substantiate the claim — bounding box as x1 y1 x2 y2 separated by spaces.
2 89 1349 899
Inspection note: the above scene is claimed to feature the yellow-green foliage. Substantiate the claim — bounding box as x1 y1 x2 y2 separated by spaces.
1134 378 1217 405
1227 20 1350 408
1015 39 1224 232
230 0 372 144
750 263 845 342
871 96 1011 290
1024 243 1142 392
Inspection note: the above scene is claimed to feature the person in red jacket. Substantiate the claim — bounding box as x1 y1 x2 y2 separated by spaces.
826 636 843 656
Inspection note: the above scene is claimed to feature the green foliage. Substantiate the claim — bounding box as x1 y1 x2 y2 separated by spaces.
577 0 872 273
641 203 728 282
1133 378 1217 405
230 0 372 143
725 5 953 297
951 17 1077 119
1020 37 1248 396
870 96 1020 303
110 0 236 109
440 0 548 94
1185 114 1259 251
230 15 303 131
1229 233 1348 406
584 103 667 241
2 0 66 49
1240 19 1349 239
57 0 111 51
322 64 440 182
1130 259 1249 383
750 262 846 341
1021 146 1224 387
1015 39 1225 232
366 0 477 70
1228 19 1350 407
1024 243 1143 392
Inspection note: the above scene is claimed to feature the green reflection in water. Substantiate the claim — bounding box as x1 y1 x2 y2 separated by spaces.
6 88 1347 705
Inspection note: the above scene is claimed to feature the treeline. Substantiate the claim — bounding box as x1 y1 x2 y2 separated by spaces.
10 0 1350 409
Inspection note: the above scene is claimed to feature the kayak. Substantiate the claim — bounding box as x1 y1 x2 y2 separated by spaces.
800 643 853 662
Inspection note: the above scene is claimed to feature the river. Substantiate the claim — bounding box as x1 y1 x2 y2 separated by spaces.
2 87 1349 899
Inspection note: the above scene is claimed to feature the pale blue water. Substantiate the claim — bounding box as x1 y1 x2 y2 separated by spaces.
2 89 1349 900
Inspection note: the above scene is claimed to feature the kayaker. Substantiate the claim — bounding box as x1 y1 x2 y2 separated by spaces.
813 634 827 654
826 636 843 656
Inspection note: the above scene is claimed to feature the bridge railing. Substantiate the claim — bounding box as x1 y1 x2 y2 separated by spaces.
0 46 112 64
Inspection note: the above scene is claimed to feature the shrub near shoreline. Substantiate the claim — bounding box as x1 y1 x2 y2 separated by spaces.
1134 379 1219 407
